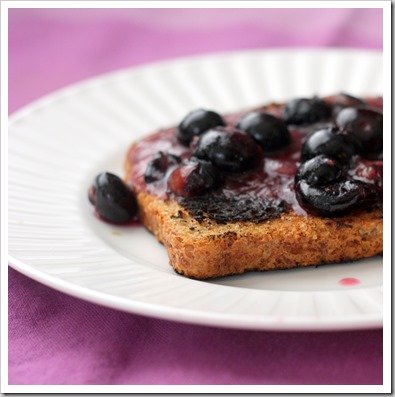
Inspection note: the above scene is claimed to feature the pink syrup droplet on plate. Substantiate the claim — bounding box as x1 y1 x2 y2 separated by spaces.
339 277 361 286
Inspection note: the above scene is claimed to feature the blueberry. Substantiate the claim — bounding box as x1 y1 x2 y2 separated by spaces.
335 107 383 159
324 93 365 116
295 179 374 216
144 151 181 183
193 127 262 172
236 111 290 152
301 126 356 164
88 172 137 223
295 155 343 186
176 109 225 145
168 160 222 197
283 97 331 125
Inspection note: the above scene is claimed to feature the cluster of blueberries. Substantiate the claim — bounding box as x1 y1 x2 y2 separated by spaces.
88 94 382 223
144 106 292 198
294 99 382 216
145 94 382 214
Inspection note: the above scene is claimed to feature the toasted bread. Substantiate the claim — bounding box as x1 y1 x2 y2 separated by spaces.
124 96 383 279
125 166 382 280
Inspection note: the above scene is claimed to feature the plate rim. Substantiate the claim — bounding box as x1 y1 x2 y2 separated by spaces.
8 48 383 331
8 255 382 331
9 47 382 123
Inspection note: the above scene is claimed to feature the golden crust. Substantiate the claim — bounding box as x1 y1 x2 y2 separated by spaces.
135 190 382 279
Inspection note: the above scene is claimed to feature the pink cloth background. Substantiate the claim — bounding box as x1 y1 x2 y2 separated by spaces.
9 8 383 385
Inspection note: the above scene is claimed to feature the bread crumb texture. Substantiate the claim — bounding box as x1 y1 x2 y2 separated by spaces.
137 191 383 279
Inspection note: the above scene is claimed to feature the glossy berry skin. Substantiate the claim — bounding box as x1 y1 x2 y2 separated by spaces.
295 179 373 217
324 93 365 116
88 172 137 223
193 127 262 172
236 111 290 152
168 160 222 197
283 97 331 125
176 109 225 145
301 126 356 164
295 155 343 187
144 151 181 183
335 107 383 159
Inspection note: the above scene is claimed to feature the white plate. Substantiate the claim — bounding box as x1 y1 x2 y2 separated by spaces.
8 49 383 331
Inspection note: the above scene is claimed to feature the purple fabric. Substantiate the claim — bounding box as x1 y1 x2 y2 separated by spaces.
8 8 383 385
9 268 383 385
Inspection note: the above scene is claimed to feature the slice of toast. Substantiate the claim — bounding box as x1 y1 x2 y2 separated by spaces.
124 97 383 279
130 191 382 279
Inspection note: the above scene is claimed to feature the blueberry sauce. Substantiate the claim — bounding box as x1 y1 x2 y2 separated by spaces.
126 96 383 220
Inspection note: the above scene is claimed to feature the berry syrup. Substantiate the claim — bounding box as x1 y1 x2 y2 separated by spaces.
126 97 382 217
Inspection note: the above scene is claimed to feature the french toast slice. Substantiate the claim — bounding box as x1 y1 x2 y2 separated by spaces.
124 94 383 279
